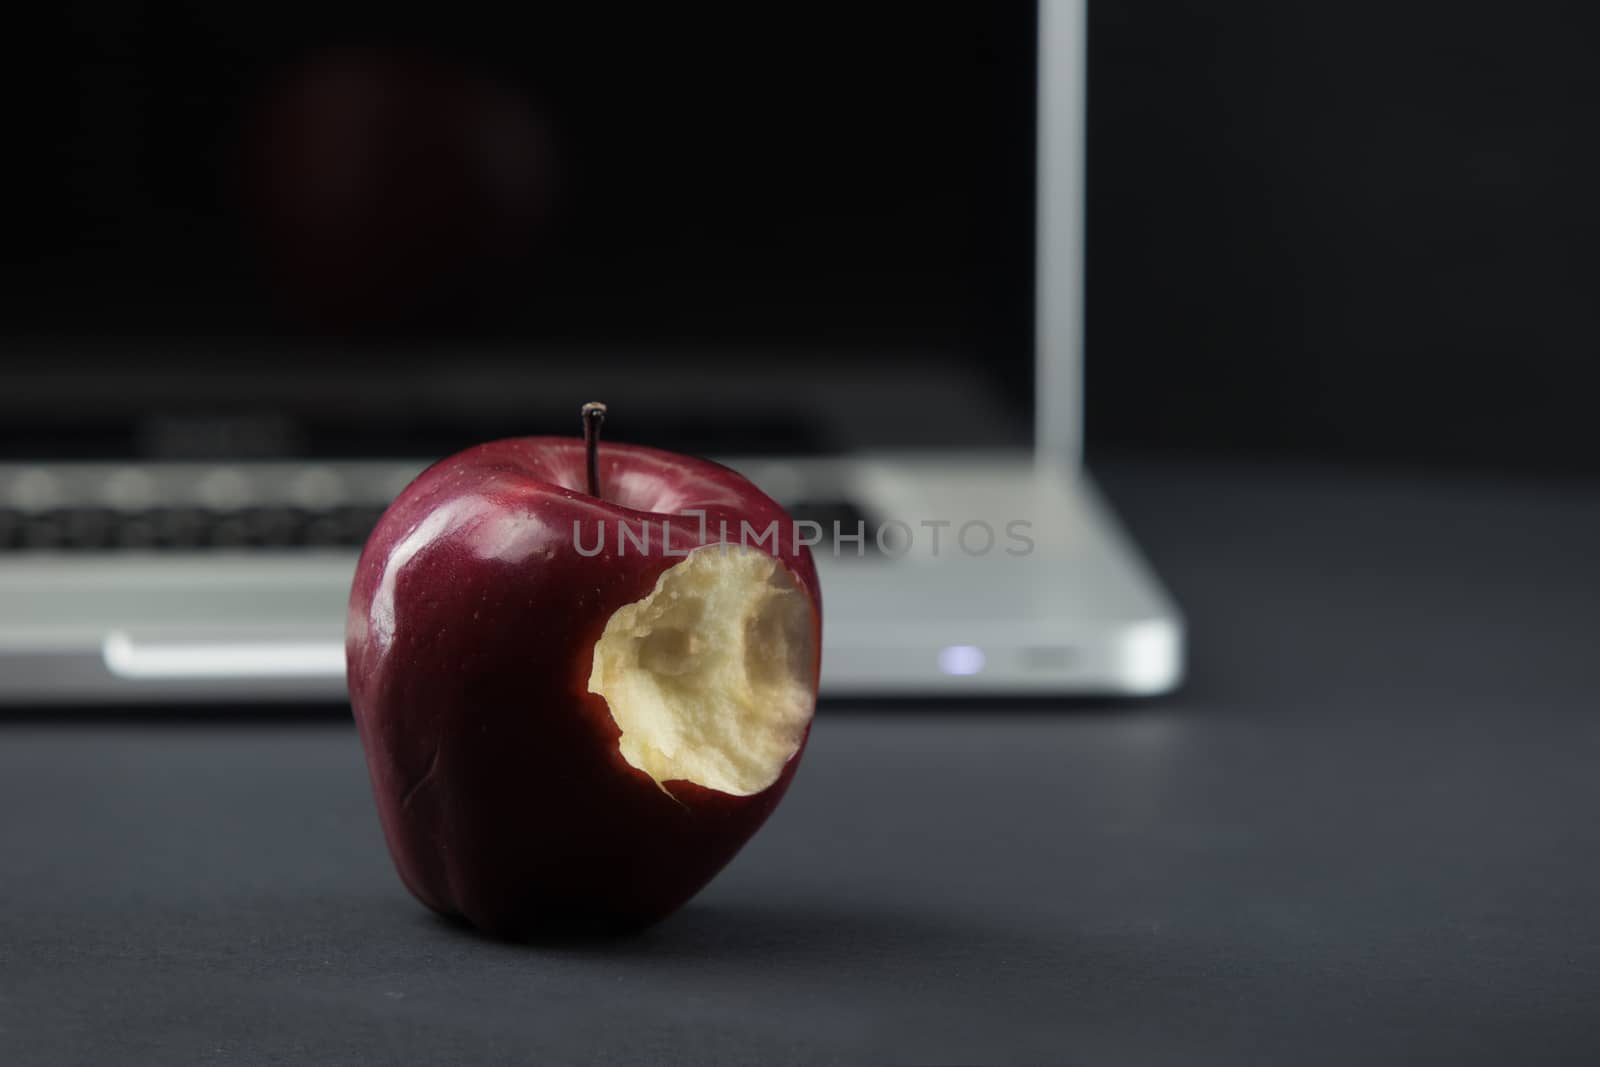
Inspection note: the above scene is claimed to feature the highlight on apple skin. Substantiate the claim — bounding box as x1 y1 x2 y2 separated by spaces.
346 408 822 938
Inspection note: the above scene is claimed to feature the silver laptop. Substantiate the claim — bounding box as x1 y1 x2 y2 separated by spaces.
0 1 1181 703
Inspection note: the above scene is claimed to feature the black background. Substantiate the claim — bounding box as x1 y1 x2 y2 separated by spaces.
5 4 1600 473
1086 2 1600 474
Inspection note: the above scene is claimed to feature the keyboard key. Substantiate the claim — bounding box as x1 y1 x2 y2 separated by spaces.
60 508 116 549
784 499 881 556
303 513 345 546
210 515 253 548
22 515 64 550
151 508 208 548
115 516 158 549
243 507 304 547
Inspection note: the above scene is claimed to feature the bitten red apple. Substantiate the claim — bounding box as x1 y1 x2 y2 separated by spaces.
346 405 821 937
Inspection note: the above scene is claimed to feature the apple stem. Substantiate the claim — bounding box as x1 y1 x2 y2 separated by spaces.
581 401 607 498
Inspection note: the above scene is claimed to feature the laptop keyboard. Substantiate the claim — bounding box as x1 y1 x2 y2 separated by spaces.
0 505 390 552
0 500 877 554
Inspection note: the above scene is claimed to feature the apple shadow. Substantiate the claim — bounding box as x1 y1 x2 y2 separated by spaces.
425 895 1070 973
651 899 1064 968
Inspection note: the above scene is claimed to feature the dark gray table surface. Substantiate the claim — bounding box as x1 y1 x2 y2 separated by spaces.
4 458 1600 1065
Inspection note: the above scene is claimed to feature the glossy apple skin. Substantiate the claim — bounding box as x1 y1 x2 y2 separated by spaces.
346 437 821 938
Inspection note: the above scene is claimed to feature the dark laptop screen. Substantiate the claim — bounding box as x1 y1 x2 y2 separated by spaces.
2 5 1037 458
